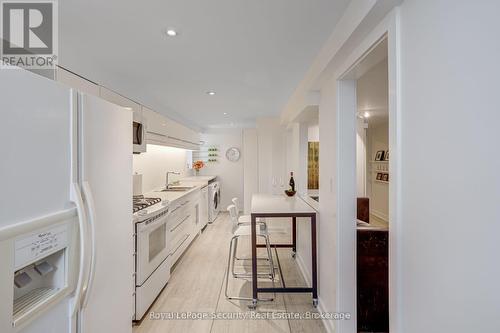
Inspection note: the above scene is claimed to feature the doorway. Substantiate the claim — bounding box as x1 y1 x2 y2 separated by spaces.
335 10 402 333
355 41 389 332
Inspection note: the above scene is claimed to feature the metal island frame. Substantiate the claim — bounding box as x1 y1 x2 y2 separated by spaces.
249 194 318 309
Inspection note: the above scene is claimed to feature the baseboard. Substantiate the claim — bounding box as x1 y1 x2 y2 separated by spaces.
317 297 335 333
295 254 334 333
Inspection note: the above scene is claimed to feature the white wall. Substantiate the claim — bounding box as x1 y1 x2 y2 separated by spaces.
356 58 389 200
308 124 319 142
356 118 367 197
309 1 500 332
317 76 339 322
398 1 500 331
366 123 388 220
199 128 244 210
284 122 312 281
286 123 308 194
243 128 259 214
356 59 388 115
133 144 190 193
256 117 287 195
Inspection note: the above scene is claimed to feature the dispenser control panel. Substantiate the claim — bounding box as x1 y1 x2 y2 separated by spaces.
14 224 68 270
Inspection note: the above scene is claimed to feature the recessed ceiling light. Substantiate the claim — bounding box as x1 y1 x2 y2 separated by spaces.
363 112 370 118
223 112 228 115
165 29 177 37
207 91 216 96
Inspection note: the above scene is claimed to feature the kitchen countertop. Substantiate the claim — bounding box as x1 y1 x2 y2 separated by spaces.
144 180 206 206
299 193 319 212
251 193 316 214
181 175 217 185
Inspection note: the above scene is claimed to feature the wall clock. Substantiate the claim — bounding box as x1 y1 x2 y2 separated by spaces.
225 147 241 162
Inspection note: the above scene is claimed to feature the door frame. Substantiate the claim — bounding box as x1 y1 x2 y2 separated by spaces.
335 8 402 333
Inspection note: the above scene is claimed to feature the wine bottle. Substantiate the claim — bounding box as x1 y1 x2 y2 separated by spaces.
289 172 295 192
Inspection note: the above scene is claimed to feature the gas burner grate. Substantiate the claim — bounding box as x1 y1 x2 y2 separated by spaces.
133 197 161 213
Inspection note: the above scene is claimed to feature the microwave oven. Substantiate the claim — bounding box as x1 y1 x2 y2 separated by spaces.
133 120 147 153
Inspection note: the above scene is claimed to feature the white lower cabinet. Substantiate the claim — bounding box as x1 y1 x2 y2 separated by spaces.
167 192 198 267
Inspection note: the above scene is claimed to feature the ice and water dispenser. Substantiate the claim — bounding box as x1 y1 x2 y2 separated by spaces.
13 223 69 325
0 214 77 332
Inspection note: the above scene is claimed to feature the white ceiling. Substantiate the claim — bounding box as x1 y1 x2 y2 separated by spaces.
59 0 350 130
356 39 388 127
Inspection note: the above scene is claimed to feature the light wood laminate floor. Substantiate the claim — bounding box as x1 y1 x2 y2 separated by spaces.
133 213 327 333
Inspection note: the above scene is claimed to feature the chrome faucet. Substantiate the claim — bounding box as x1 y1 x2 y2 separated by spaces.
166 171 181 189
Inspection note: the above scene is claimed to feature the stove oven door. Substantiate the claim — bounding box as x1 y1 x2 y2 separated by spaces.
136 211 169 286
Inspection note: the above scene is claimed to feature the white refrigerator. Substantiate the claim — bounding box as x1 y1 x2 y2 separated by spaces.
0 68 133 333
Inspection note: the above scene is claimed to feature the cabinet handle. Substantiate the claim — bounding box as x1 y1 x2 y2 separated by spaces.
148 131 167 137
171 205 182 213
167 136 197 146
172 234 190 255
170 215 190 232
167 135 183 142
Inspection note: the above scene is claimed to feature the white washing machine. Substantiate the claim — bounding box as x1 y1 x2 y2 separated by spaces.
208 181 220 223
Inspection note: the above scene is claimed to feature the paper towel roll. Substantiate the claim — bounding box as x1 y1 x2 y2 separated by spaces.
133 174 143 196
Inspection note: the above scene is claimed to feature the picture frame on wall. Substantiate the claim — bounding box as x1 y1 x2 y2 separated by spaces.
382 173 389 182
376 173 383 180
384 150 389 161
375 150 385 161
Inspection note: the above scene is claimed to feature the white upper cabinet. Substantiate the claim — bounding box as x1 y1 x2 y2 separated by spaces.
56 66 199 150
55 67 100 96
99 87 140 120
142 106 168 143
186 127 201 146
142 107 199 150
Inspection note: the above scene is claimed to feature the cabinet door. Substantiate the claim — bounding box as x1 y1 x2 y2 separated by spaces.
142 107 168 143
56 67 99 96
167 123 200 148
186 128 201 146
142 107 200 149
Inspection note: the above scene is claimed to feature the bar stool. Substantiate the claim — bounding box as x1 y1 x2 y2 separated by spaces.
231 197 269 262
225 204 275 301
231 197 266 226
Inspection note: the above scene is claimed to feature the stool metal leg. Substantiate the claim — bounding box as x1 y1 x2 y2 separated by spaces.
231 237 238 277
225 236 237 299
225 234 275 302
232 234 275 279
264 235 275 279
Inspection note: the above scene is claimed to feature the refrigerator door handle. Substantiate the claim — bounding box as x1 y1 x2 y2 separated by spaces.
70 182 89 316
81 181 97 309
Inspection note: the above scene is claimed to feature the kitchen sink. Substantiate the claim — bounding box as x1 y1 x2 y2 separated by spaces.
158 186 195 192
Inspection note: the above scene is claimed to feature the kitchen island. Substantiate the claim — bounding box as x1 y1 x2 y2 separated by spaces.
249 194 318 309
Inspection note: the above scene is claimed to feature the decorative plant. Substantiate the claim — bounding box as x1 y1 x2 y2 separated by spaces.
193 160 205 174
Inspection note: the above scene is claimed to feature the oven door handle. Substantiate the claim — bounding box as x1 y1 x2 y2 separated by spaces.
137 215 168 233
